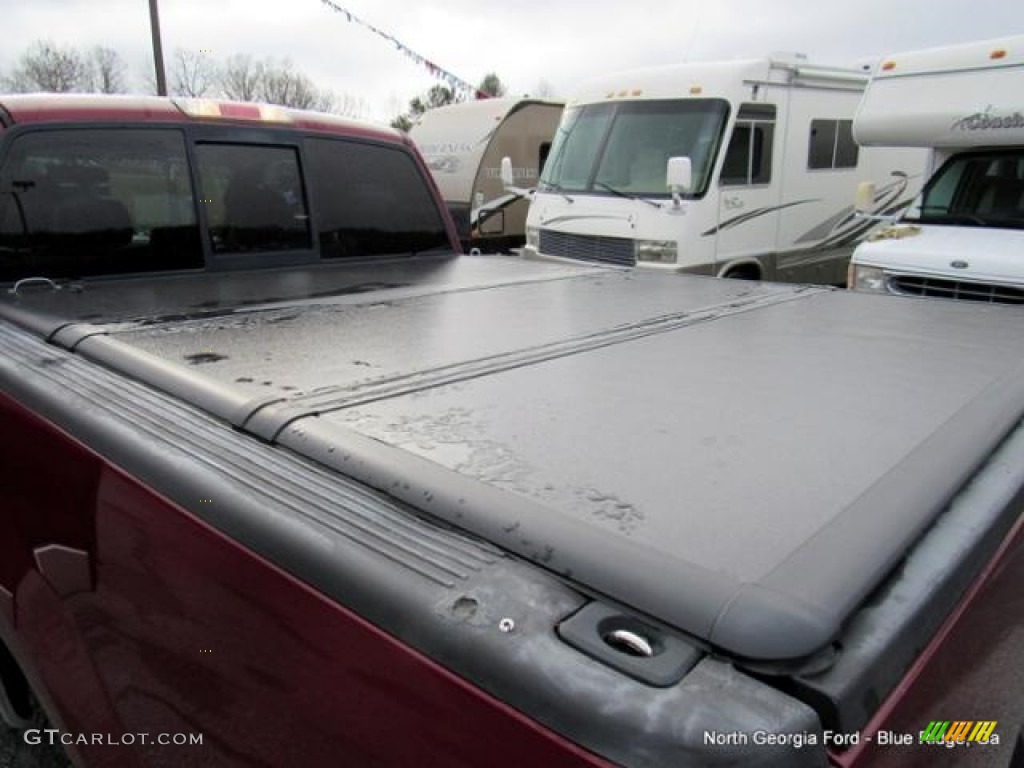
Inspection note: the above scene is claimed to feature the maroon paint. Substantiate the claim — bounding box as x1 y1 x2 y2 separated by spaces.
1 392 611 767
831 512 1024 768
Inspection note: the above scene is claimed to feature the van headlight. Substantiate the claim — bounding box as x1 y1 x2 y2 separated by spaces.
635 240 677 264
848 264 887 293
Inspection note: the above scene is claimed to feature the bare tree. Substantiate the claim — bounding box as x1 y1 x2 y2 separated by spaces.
334 93 369 119
85 46 127 94
4 40 87 93
532 79 556 99
170 48 218 97
259 60 325 110
220 53 264 102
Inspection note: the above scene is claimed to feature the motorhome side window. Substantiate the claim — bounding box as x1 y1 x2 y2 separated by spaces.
193 144 312 254
306 138 450 258
0 129 203 282
807 119 859 170
720 104 775 186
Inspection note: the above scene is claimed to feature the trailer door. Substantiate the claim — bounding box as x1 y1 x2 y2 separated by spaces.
713 103 782 278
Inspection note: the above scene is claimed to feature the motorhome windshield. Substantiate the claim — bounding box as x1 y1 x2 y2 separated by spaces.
904 150 1024 230
539 99 728 198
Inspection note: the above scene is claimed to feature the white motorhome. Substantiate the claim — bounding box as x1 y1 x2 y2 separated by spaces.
411 97 563 251
520 56 925 285
848 36 1024 304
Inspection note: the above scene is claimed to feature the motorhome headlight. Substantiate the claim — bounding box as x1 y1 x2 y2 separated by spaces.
848 264 887 293
635 240 678 264
526 225 540 250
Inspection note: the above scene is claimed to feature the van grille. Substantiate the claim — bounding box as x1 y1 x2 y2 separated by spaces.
888 275 1024 305
539 230 635 266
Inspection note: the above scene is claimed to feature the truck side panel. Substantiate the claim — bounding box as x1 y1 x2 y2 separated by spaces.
836 512 1024 767
0 394 610 767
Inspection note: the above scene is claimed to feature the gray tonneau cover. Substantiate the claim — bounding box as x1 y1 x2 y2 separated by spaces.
9 254 1024 660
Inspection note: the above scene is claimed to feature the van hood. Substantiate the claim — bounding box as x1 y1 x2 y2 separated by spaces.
855 224 1024 286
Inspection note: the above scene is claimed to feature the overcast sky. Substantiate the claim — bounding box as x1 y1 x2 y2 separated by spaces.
2 0 1022 122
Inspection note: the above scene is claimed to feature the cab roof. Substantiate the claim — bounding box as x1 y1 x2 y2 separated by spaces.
0 93 403 144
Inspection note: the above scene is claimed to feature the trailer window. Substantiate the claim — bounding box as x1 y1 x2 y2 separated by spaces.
194 144 311 255
306 139 450 258
0 129 202 282
808 119 859 170
721 104 775 186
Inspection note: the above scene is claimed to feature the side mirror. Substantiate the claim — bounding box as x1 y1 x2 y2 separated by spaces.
500 156 514 190
666 156 692 208
855 181 876 213
666 156 692 192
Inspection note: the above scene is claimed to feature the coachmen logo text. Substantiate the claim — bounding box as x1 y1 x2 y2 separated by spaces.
952 107 1024 132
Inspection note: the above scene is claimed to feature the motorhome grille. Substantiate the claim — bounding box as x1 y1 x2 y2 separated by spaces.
539 230 636 266
889 275 1024 305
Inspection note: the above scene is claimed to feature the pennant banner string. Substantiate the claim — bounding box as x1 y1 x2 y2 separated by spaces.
320 0 489 99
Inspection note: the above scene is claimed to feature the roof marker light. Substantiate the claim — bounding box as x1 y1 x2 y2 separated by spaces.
173 98 292 123
990 49 1007 60
689 86 702 95
881 60 896 71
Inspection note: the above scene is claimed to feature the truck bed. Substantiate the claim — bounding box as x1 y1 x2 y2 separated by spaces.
3 252 1024 763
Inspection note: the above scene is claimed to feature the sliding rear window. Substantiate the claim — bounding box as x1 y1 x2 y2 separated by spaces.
0 129 202 282
193 143 312 255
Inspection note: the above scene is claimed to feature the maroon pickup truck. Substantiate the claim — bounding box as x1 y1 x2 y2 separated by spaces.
0 94 1021 767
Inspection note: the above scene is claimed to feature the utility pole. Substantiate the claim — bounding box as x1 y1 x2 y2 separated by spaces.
148 0 168 96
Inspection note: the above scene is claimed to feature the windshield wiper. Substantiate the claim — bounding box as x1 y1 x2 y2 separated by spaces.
914 209 990 227
594 181 662 209
541 181 574 203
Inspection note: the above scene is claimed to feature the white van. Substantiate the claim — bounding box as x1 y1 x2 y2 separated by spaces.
848 36 1024 304
411 97 563 251
520 55 925 285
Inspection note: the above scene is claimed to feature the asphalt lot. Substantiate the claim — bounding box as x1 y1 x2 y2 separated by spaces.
0 725 68 768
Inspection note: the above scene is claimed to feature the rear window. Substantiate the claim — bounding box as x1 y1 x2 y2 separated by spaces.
194 143 312 255
0 124 453 283
0 129 203 281
306 138 450 258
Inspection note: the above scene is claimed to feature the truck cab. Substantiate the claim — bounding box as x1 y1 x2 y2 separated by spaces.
0 94 458 287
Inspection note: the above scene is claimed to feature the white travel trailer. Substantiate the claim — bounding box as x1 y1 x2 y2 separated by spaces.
411 97 563 251
849 36 1024 304
520 55 925 285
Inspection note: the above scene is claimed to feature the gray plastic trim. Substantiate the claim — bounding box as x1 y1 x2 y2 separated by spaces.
779 419 1024 732
0 321 828 767
712 360 1024 657
558 602 702 687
